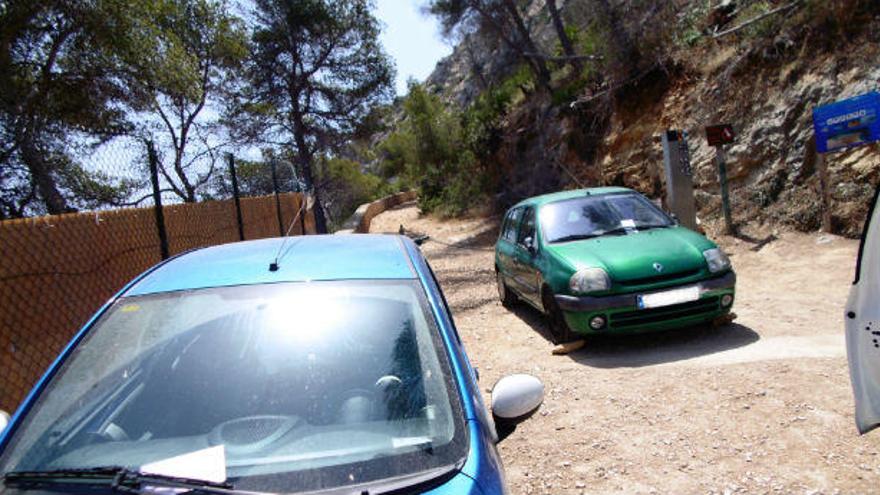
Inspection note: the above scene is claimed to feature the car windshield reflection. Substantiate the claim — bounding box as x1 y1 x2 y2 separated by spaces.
541 193 674 243
0 281 465 493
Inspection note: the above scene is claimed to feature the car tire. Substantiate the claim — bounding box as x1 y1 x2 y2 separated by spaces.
542 288 576 344
496 270 518 308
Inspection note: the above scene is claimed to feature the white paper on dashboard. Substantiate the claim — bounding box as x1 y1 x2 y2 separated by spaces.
140 445 227 483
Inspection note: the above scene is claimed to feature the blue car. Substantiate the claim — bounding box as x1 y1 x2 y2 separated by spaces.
0 235 544 495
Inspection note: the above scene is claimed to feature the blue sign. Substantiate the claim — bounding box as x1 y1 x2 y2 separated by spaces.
813 91 880 153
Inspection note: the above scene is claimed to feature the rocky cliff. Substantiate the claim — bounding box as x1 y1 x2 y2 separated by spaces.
424 0 880 237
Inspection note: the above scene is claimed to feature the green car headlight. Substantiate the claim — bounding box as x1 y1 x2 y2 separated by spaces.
569 267 610 294
703 248 731 273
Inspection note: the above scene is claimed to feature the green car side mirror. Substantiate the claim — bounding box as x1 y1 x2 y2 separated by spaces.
523 236 537 255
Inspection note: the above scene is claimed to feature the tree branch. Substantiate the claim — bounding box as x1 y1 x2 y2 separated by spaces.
713 0 802 38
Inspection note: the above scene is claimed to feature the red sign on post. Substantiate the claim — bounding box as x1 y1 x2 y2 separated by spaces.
706 124 735 146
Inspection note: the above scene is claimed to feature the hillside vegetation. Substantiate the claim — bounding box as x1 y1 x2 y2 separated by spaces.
372 0 880 236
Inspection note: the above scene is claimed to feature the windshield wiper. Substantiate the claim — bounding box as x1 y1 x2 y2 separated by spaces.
636 223 672 230
550 233 601 243
551 227 635 243
4 467 239 495
596 227 630 236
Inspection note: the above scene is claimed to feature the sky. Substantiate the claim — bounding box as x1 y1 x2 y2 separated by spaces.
374 0 453 96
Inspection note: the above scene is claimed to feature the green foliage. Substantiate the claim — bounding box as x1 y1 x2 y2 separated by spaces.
377 75 526 217
0 0 219 217
376 84 479 216
377 131 418 184
237 0 395 143
570 23 604 60
546 25 602 105
317 156 392 229
58 163 141 211
737 1 779 39
402 84 481 215
141 0 249 203
208 157 302 199
673 0 712 47
324 158 388 202
462 65 528 157
233 0 395 232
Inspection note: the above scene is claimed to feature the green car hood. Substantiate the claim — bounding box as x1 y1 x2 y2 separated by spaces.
544 227 716 283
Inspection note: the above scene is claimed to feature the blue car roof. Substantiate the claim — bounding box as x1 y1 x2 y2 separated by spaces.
127 234 416 296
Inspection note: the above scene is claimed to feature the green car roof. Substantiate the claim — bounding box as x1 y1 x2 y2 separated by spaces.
511 187 635 209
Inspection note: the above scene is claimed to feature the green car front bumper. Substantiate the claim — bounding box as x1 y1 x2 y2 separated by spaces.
554 272 736 335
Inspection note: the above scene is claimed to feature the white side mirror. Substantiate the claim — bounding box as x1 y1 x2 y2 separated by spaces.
491 374 544 441
0 410 10 433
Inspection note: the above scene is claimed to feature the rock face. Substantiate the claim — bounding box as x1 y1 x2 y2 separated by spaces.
595 38 880 237
423 1 880 236
425 0 580 108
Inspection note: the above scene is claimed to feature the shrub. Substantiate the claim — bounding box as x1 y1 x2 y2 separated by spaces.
317 156 392 230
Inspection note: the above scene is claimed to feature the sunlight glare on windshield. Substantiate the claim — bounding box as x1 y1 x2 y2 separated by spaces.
263 289 350 344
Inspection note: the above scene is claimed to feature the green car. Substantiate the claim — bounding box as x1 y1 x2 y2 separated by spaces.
494 187 735 343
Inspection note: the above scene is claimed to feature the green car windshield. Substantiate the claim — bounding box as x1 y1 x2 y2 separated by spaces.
0 280 466 493
540 193 673 243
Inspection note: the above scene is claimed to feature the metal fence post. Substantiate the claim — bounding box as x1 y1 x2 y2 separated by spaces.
270 160 285 237
147 140 169 260
227 153 245 241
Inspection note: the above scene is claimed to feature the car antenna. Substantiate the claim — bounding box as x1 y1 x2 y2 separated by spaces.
269 194 309 272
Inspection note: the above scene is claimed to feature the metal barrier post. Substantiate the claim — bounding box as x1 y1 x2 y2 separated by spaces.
147 140 169 260
227 153 245 241
661 130 698 230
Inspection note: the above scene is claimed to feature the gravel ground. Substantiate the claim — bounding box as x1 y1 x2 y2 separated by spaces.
370 202 880 495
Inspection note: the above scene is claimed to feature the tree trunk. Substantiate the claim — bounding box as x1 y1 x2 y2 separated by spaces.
593 0 638 83
20 129 71 215
291 113 329 234
546 0 581 71
500 0 551 89
463 37 488 91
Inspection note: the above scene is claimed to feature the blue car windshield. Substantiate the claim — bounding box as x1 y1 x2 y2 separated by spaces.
0 280 466 493
540 193 673 243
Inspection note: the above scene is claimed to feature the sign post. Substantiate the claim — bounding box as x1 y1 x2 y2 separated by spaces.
815 151 832 233
661 130 697 231
812 92 880 233
706 124 736 234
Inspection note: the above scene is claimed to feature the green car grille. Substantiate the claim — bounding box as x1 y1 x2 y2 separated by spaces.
616 268 702 288
609 296 720 329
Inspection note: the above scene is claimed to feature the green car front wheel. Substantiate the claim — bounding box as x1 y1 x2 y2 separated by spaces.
496 271 518 308
543 288 576 344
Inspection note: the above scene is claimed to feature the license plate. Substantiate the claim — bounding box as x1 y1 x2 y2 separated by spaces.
637 286 700 309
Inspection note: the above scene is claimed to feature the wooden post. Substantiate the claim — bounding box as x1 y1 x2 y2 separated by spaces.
816 152 832 233
715 145 734 234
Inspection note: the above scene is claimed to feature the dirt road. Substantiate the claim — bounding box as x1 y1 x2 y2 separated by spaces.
370 203 880 494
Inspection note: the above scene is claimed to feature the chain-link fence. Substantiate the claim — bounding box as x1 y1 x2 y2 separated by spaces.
0 140 315 413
